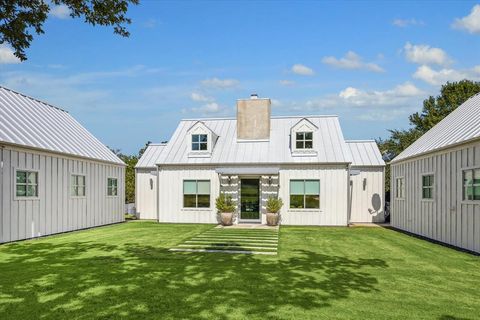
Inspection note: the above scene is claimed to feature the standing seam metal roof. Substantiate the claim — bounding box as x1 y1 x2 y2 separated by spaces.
392 93 480 163
156 116 353 165
0 86 124 165
345 140 385 166
135 143 167 168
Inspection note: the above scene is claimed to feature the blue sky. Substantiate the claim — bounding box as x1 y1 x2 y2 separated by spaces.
1 1 480 154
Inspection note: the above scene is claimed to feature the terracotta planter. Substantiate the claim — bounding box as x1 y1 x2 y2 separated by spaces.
266 212 279 226
220 212 234 226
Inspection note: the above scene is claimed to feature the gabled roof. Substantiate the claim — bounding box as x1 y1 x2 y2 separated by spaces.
0 86 124 165
156 115 353 165
135 143 166 168
392 93 480 163
346 140 385 167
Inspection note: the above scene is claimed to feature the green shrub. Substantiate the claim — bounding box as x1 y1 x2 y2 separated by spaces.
215 195 237 213
266 197 283 213
124 213 137 220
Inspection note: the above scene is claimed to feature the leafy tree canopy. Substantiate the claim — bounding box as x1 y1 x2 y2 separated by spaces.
0 0 139 61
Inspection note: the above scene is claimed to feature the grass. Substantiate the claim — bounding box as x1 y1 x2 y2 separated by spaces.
0 222 478 320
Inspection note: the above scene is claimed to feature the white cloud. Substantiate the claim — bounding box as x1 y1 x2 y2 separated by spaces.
200 77 239 88
0 44 20 64
452 4 480 34
190 92 213 102
404 42 451 66
279 79 295 86
413 65 480 85
291 64 314 76
322 51 384 73
50 4 70 19
392 18 425 27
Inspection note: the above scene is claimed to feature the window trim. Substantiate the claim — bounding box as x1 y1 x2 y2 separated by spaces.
421 173 434 201
289 179 320 210
70 173 87 198
395 176 405 200
107 177 119 197
295 131 313 150
191 134 208 152
14 168 40 201
182 179 211 209
462 168 480 202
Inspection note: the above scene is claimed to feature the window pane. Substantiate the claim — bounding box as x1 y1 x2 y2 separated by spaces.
473 187 480 200
296 141 304 149
111 188 117 196
474 169 480 185
305 195 320 208
464 170 473 186
296 132 304 140
192 135 200 143
27 172 37 184
183 180 197 194
200 134 208 142
79 176 86 187
290 195 304 208
72 186 77 196
16 185 26 197
78 186 85 197
305 180 320 195
290 180 304 195
200 142 208 150
304 140 313 149
184 195 197 207
192 143 200 151
27 185 37 197
304 132 313 140
107 187 112 196
197 181 210 194
112 179 117 187
197 195 210 207
16 171 26 184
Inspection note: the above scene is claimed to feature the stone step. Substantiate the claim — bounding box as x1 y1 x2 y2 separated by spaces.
169 248 277 255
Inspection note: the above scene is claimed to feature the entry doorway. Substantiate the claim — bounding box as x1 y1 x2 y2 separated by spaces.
240 178 261 223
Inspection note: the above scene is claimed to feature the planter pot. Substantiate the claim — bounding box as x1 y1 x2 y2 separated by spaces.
220 212 234 226
266 212 279 226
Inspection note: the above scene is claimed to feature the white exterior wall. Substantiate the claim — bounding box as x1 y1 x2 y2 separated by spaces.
0 145 125 243
391 140 480 253
349 166 385 223
157 164 349 226
135 168 157 219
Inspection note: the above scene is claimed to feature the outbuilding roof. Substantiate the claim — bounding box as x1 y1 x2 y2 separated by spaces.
135 143 167 168
156 115 353 165
346 140 385 167
0 86 124 165
392 93 480 163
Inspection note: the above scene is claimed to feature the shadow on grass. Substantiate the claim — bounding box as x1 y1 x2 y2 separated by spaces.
0 240 387 319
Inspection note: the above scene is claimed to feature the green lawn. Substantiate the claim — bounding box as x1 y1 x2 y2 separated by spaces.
0 222 478 320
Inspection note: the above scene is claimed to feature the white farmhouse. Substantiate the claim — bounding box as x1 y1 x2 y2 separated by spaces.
391 93 480 253
136 94 385 225
0 86 125 243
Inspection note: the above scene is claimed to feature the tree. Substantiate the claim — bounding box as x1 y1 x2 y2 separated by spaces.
0 0 139 61
378 80 480 192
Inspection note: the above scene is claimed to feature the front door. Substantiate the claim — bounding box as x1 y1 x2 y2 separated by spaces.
240 179 260 222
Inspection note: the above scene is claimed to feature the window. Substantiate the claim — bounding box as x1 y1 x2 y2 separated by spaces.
71 175 86 197
16 170 38 198
183 180 210 208
463 168 480 201
295 132 313 149
289 180 320 209
395 177 405 199
422 175 434 199
192 134 208 151
107 178 118 196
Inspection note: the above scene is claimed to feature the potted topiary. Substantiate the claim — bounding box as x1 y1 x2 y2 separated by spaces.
266 197 283 226
215 194 237 226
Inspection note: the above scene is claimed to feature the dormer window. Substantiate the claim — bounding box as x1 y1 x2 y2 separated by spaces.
192 134 208 151
296 132 313 149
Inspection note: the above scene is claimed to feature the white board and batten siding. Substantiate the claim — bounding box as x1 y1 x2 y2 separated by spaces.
0 86 125 243
391 93 480 253
391 140 480 253
346 141 386 223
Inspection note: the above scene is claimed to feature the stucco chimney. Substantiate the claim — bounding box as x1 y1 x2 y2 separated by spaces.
236 94 271 140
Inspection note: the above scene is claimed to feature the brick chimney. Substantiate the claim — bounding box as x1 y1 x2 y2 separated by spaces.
236 94 271 140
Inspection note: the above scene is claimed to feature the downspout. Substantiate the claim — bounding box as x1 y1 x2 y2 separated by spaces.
347 163 351 226
156 165 160 223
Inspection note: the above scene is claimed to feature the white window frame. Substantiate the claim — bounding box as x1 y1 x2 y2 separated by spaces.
421 173 434 200
288 179 320 210
295 131 313 150
70 173 87 198
462 168 480 202
182 179 211 209
191 134 208 151
14 168 39 201
395 177 405 199
107 177 119 197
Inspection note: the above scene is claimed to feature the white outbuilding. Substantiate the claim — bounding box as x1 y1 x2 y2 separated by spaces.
0 86 125 243
136 94 385 226
391 93 480 253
